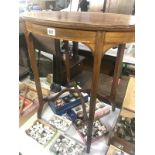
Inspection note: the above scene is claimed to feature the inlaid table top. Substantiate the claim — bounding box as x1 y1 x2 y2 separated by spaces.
21 11 135 32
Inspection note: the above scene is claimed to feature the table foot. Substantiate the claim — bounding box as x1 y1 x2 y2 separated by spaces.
86 145 91 153
112 104 116 111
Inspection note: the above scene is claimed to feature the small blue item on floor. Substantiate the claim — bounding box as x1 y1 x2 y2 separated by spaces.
66 109 77 122
48 94 88 115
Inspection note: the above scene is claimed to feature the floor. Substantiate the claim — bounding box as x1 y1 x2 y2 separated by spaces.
73 70 129 108
19 52 132 155
72 53 130 108
19 102 120 155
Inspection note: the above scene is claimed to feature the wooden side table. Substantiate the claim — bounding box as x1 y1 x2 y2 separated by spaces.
21 11 135 153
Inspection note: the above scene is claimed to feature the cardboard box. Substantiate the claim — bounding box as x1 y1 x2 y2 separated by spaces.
25 119 57 147
110 77 135 154
120 77 135 118
106 144 130 155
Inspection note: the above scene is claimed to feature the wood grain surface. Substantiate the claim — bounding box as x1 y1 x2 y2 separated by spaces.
21 11 135 31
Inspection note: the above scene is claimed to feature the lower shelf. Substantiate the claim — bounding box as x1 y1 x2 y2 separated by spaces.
53 55 85 85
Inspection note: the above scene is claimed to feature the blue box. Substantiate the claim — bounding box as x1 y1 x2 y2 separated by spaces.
48 93 89 115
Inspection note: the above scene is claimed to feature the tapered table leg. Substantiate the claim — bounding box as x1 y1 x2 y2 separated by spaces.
110 44 126 111
86 32 104 153
25 33 45 118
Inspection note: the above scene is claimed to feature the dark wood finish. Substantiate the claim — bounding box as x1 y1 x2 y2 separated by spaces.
53 55 85 85
53 41 84 85
53 40 64 84
109 44 126 110
32 33 56 54
22 11 135 153
63 40 71 83
72 41 79 58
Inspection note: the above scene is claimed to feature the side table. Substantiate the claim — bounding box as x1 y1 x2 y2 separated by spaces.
21 11 135 153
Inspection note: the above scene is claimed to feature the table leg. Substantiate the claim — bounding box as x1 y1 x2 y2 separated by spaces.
72 41 78 58
25 33 44 118
53 40 64 84
86 32 104 153
110 44 125 110
64 40 71 83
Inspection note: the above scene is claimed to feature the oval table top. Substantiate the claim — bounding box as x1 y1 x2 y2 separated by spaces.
21 11 135 32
